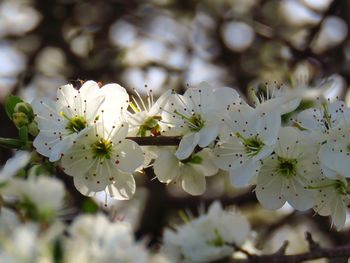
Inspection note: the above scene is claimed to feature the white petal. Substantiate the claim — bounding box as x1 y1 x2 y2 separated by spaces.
213 87 242 111
181 166 206 195
284 179 315 211
113 139 144 173
256 171 285 209
275 127 302 158
198 122 220 147
33 133 54 158
257 111 281 145
213 138 247 170
175 132 200 160
100 83 129 110
56 84 79 114
73 172 102 197
330 195 346 230
106 172 136 200
149 90 172 116
79 80 100 98
319 142 350 177
153 149 179 183
297 108 324 131
229 161 260 187
50 133 80 161
195 149 219 176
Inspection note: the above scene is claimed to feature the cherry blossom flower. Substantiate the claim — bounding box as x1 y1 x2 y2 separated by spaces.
61 121 143 199
126 89 172 137
2 175 65 221
214 104 280 187
65 213 149 263
318 121 350 179
32 80 129 161
296 100 349 142
162 201 250 263
255 127 319 211
161 82 241 160
311 176 350 230
249 82 301 115
153 147 218 195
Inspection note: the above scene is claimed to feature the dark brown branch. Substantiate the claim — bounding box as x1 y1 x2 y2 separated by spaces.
232 244 350 263
126 136 182 146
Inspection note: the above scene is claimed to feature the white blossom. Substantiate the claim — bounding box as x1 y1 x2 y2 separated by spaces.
214 104 280 187
0 150 31 183
312 177 350 230
249 82 301 115
65 213 149 263
32 80 129 161
0 222 62 263
153 147 218 195
296 100 349 142
2 175 65 221
162 82 241 160
318 121 350 179
61 122 143 199
127 89 172 137
255 127 319 211
162 201 250 263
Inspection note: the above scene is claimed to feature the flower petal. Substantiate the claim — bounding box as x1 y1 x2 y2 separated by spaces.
256 171 285 209
175 132 200 160
198 122 220 147
229 160 260 187
181 166 206 195
112 139 144 173
106 171 136 200
153 149 179 183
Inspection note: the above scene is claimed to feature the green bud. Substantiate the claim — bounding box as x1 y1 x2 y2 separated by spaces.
28 121 39 137
14 102 34 122
12 112 30 128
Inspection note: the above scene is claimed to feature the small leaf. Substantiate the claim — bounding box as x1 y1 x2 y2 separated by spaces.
5 95 23 120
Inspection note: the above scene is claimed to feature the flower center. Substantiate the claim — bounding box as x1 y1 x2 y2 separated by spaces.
207 228 225 247
236 133 264 157
189 114 205 132
61 112 87 133
174 110 205 132
276 157 298 177
91 139 112 159
137 116 161 137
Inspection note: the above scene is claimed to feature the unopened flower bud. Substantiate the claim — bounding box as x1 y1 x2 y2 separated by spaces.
14 102 35 122
12 112 29 128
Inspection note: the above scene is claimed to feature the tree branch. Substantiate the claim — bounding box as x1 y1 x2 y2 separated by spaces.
232 243 350 263
126 136 182 146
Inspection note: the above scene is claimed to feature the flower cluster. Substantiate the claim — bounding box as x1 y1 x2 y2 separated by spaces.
0 210 169 263
32 81 144 199
162 201 250 263
29 80 350 229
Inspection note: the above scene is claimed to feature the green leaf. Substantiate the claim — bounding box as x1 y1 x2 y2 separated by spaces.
5 95 23 120
19 126 28 144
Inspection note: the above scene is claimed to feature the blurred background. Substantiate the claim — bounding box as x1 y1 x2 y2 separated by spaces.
1 0 350 258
